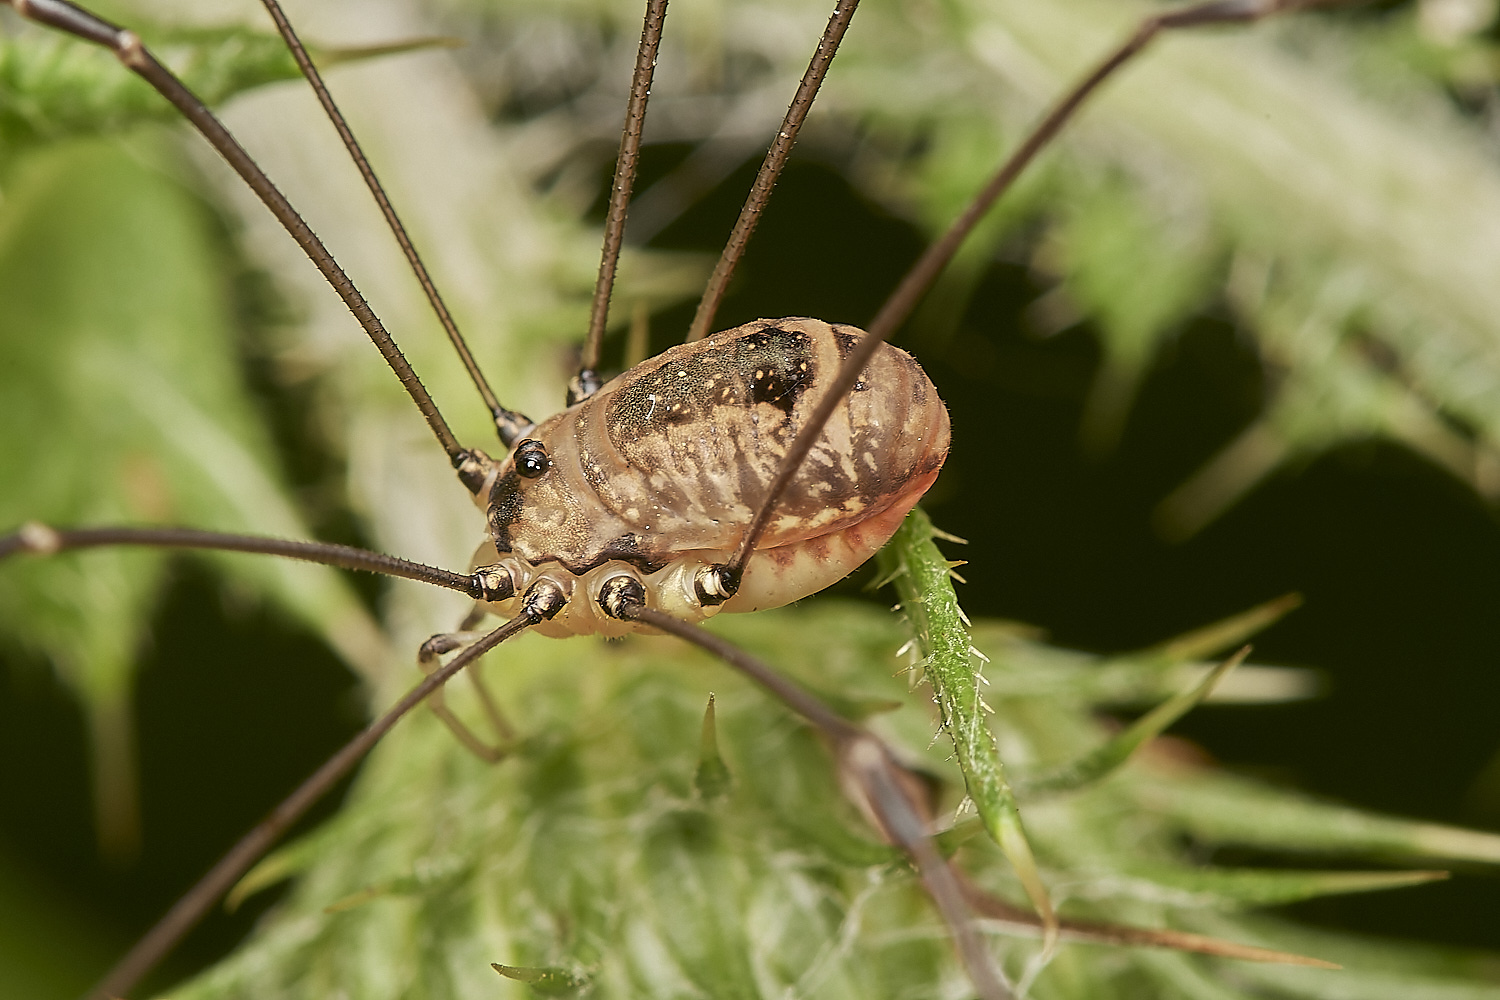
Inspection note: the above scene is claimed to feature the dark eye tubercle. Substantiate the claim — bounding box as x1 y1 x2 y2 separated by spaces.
515 438 550 479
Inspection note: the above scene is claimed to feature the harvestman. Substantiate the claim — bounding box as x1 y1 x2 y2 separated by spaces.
0 0 1338 997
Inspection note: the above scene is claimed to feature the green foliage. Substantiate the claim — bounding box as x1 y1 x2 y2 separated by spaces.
0 25 300 160
3 0 1500 996
158 600 1500 998
0 19 454 167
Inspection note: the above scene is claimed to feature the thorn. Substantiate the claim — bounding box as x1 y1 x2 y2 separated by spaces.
695 694 732 799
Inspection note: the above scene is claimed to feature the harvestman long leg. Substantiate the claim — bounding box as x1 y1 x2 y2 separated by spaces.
254 0 534 445
0 0 504 490
416 610 516 763
424 0 867 758
722 0 1341 583
571 0 863 391
0 0 1344 997
0 0 921 993
0 522 542 996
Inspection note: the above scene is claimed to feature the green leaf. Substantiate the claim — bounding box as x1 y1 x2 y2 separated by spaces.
1021 648 1245 795
0 22 453 167
1147 770 1500 866
493 963 591 997
1115 863 1448 908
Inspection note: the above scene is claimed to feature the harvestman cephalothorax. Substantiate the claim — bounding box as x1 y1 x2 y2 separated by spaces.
10 0 1496 996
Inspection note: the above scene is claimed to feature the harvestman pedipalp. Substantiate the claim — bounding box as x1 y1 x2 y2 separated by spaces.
0 0 1387 997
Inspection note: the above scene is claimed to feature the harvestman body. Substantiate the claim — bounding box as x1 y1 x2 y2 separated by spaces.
479 317 948 638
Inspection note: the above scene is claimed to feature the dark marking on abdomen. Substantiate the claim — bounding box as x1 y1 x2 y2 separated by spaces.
736 325 814 415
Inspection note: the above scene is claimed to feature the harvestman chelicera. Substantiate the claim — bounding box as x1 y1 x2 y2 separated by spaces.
0 0 1339 997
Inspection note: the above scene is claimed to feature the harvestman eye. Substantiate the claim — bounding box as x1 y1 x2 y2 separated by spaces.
512 439 550 479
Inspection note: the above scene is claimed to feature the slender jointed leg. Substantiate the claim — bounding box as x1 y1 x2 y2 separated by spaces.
418 606 517 762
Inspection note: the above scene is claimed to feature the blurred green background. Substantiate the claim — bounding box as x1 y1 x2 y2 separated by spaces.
3 0 1500 995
